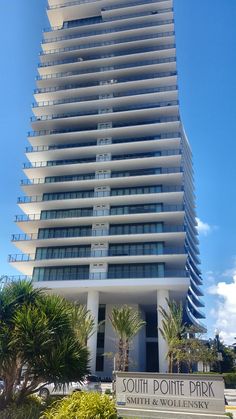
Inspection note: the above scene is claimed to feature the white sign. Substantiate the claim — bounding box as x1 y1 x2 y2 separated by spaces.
116 372 225 416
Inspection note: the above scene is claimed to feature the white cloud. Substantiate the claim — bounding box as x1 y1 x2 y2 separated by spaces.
196 217 212 236
208 265 236 344
205 270 216 284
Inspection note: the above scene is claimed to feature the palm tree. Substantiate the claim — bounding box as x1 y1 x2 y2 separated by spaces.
158 299 185 373
71 304 95 346
0 280 89 408
109 305 145 371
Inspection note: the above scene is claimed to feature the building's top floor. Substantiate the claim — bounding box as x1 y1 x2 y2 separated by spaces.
46 0 173 30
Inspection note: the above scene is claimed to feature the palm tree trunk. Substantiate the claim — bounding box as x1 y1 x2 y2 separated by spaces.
124 339 129 372
118 338 123 371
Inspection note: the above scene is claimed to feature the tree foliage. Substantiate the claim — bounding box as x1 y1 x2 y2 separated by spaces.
0 280 89 408
71 304 95 346
159 299 217 373
158 299 185 372
109 305 145 371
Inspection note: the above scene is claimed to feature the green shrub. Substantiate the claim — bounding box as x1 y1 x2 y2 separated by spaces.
223 373 236 388
104 389 112 395
0 396 43 419
41 392 117 419
225 413 233 419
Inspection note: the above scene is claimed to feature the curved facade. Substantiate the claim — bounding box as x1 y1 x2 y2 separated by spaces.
10 0 205 376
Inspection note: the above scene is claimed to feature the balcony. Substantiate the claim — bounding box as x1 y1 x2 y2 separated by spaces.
17 189 184 216
21 167 182 187
26 132 180 153
102 1 171 12
23 148 181 170
37 51 176 79
33 85 177 109
9 246 186 262
28 116 180 138
42 20 174 45
17 186 183 204
12 224 185 242
48 0 98 10
15 204 184 223
30 100 179 126
40 30 174 60
34 70 177 95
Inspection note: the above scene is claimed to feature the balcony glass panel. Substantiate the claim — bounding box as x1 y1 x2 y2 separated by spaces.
33 265 89 281
34 71 177 94
40 207 93 220
109 242 163 256
110 185 162 196
109 222 163 235
107 263 164 278
42 190 94 201
35 245 91 260
38 226 92 239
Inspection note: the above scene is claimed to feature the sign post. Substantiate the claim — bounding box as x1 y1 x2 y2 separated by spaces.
115 372 226 418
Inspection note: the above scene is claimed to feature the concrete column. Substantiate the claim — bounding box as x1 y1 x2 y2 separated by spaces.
157 289 169 373
87 290 99 373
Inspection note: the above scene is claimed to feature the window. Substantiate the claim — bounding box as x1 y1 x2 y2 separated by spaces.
40 207 93 220
45 173 95 183
109 223 163 235
43 190 94 201
33 265 90 281
110 186 162 196
107 263 165 279
109 242 163 256
110 204 163 215
35 245 91 260
38 226 92 239
146 312 158 338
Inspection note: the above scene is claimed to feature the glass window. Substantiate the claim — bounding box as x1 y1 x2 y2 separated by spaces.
33 265 89 281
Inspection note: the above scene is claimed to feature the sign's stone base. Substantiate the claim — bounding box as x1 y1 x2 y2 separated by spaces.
117 406 226 419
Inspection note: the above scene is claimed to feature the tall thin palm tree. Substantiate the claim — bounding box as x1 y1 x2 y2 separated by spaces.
71 304 95 346
159 299 185 372
109 305 145 371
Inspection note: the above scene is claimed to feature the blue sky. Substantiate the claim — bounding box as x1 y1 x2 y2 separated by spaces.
0 0 235 342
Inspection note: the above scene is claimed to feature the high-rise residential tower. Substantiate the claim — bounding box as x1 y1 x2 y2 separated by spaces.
10 0 205 376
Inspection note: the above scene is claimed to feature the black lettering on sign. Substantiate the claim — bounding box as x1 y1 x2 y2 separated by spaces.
189 381 215 398
123 378 148 394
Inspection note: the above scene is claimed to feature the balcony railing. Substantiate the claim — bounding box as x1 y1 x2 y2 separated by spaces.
17 186 184 204
9 247 186 262
40 34 175 57
14 204 184 223
104 9 173 25
21 167 183 186
36 55 176 80
31 100 178 123
48 0 105 10
28 115 180 138
33 84 177 108
43 21 174 45
103 1 171 11
11 225 185 242
47 0 169 11
34 70 177 94
26 132 180 153
23 148 181 169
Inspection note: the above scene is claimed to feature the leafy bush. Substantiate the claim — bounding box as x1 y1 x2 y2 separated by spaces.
104 389 112 395
0 396 43 419
225 413 233 418
223 373 236 388
41 392 117 419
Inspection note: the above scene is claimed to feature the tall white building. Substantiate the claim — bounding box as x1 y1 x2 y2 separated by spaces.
10 0 205 376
